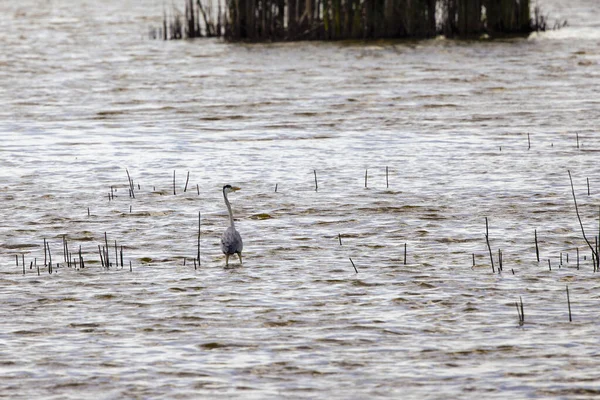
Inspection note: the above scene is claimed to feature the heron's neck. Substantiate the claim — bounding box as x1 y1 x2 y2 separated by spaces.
223 191 236 229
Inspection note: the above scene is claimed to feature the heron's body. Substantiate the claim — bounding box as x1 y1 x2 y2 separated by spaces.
221 185 243 266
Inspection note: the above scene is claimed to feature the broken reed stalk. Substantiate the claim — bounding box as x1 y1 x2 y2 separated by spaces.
548 259 551 271
314 170 318 192
515 296 524 326
349 257 358 273
88 207 90 216
498 249 503 271
566 285 572 322
365 169 368 188
587 178 590 196
47 242 52 274
485 217 495 273
197 184 200 195
104 232 110 268
114 240 118 267
534 229 540 262
36 259 39 275
129 260 132 272
577 247 580 269
184 171 190 192
44 238 47 267
560 252 563 266
527 133 531 150
173 170 176 195
404 243 407 265
80 245 85 269
576 133 580 149
386 166 389 188
472 253 475 268
275 183 278 193
22 256 25 275
338 233 342 246
568 170 599 271
120 246 123 269
98 245 104 267
126 168 135 198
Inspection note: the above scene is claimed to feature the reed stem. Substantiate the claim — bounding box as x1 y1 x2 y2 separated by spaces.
184 171 190 192
485 217 495 273
349 257 358 273
566 285 572 322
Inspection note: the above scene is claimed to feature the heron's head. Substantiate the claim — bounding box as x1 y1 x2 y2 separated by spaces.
223 185 241 194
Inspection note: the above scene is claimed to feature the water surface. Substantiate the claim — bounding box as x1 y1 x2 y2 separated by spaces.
1 0 600 398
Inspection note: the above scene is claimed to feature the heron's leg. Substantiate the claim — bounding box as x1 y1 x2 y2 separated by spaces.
225 254 229 266
237 252 243 265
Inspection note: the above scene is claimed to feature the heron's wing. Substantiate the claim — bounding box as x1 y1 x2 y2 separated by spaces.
221 227 243 255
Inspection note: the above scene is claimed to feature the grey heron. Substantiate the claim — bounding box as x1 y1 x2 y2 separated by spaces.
221 185 243 266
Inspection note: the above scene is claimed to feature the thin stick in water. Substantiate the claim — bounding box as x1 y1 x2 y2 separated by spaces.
98 245 104 268
527 133 531 150
126 168 135 198
516 296 524 326
338 233 342 246
184 171 190 192
365 169 368 188
47 242 52 274
587 178 590 196
498 249 502 271
535 229 540 262
404 243 407 265
314 170 318 192
173 170 176 195
568 170 599 270
485 218 495 273
349 257 358 273
566 285 572 322
104 232 110 267
560 252 563 266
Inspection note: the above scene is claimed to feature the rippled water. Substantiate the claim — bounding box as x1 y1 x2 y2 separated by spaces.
2 0 600 398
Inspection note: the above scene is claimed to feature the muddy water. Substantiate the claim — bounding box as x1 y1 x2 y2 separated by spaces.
2 0 600 398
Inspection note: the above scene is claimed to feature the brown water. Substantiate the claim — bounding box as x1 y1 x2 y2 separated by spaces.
2 0 600 398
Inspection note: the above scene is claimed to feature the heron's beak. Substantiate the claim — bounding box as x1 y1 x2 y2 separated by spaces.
231 186 241 191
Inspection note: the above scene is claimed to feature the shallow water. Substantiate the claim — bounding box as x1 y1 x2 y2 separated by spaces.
2 0 600 398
